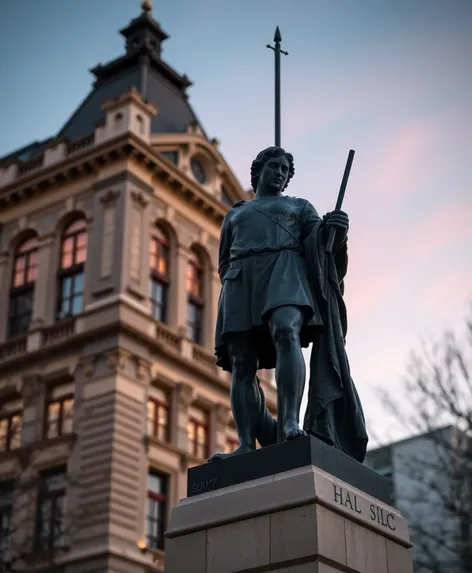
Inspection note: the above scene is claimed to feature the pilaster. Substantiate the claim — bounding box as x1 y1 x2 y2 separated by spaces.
175 382 195 452
173 245 190 334
30 234 55 328
0 250 10 341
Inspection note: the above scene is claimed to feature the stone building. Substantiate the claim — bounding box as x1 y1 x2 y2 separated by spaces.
0 3 276 572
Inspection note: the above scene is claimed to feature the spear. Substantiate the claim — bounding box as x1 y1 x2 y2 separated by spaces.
326 149 355 253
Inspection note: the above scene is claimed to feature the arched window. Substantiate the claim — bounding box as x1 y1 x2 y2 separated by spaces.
186 249 204 344
8 236 38 338
57 218 87 320
149 226 170 322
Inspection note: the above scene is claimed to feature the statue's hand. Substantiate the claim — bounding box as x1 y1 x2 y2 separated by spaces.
324 210 349 233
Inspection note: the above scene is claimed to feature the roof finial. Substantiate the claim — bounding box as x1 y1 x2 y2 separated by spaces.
141 0 152 13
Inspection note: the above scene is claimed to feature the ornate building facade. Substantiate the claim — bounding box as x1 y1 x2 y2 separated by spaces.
0 4 276 572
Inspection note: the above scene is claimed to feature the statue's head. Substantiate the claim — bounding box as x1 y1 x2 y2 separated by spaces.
251 147 295 193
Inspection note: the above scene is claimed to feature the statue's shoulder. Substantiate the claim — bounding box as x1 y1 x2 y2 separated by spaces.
232 199 246 208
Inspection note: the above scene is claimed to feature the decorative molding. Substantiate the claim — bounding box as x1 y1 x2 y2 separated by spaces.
99 188 120 204
130 203 143 283
136 357 151 381
81 356 96 378
106 348 132 373
215 403 231 428
130 189 149 208
100 201 116 278
177 382 196 409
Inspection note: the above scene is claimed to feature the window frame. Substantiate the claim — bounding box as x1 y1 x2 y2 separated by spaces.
35 466 67 556
56 219 87 321
0 481 13 564
146 471 168 551
0 410 22 453
8 237 38 338
147 397 170 443
187 416 209 460
149 227 170 323
44 394 74 440
186 253 204 344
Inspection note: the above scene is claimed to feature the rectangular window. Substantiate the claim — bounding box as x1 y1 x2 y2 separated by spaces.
147 388 170 442
146 471 168 550
187 407 209 459
35 467 66 555
0 405 22 453
187 301 203 344
45 386 74 439
0 482 13 564
57 272 84 319
8 288 34 338
149 277 167 322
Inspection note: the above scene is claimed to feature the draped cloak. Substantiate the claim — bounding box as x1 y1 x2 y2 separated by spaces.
255 219 368 463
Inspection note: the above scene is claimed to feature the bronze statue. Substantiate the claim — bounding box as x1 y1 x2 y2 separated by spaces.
209 147 368 463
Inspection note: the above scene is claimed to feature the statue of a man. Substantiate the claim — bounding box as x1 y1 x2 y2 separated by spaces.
210 147 368 463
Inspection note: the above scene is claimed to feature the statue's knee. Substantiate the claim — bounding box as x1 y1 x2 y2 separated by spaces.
271 323 298 346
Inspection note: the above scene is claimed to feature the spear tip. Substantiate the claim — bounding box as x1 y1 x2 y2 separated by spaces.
274 26 282 42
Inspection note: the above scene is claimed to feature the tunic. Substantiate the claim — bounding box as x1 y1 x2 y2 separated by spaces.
215 195 324 372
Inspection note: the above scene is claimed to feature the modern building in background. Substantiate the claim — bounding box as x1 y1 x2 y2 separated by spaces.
0 3 276 572
365 425 471 573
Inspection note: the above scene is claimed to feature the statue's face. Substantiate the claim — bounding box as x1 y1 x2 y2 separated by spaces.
259 155 290 192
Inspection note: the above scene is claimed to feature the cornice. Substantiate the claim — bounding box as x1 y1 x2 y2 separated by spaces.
0 132 227 224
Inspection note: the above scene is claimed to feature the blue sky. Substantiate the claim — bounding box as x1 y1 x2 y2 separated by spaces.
1 0 471 444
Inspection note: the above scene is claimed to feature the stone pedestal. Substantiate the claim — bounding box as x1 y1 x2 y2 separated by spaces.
164 436 413 573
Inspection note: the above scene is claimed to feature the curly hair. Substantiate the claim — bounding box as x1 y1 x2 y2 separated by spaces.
250 146 295 192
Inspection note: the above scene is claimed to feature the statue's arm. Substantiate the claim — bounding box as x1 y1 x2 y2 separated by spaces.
300 200 322 240
218 214 232 284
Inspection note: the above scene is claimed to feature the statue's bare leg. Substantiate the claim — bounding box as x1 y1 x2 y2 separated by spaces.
208 334 259 462
268 305 306 441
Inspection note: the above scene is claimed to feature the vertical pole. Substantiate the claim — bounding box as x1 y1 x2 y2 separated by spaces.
267 27 287 149
274 34 281 147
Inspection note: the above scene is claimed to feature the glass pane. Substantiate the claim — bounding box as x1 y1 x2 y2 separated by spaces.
10 415 22 449
13 270 24 287
148 473 162 494
72 294 83 315
197 425 207 446
0 420 7 452
75 245 87 265
14 256 25 273
186 265 195 293
62 399 74 434
65 219 86 235
61 250 73 269
52 497 64 548
62 277 72 299
39 499 52 543
19 238 38 253
73 273 84 295
77 232 87 248
46 472 66 491
158 256 167 276
26 263 37 283
47 402 60 438
187 421 195 443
